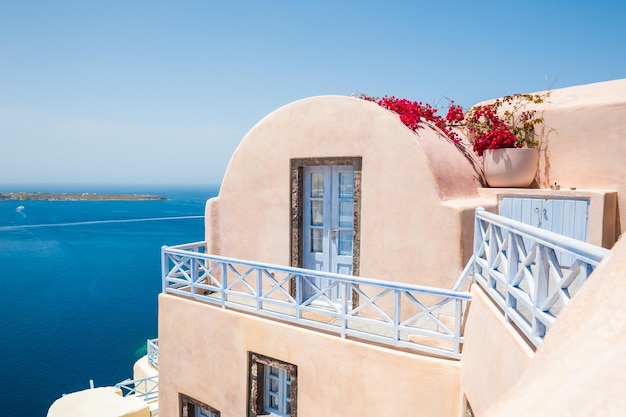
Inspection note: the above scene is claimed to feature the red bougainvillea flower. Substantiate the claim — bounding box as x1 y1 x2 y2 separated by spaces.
358 92 548 157
359 94 461 143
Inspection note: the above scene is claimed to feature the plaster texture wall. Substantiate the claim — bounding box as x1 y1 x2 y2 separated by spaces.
47 387 149 417
205 95 481 289
482 234 626 417
158 294 462 417
528 79 626 240
133 356 157 381
160 81 626 417
460 285 534 415
132 356 158 398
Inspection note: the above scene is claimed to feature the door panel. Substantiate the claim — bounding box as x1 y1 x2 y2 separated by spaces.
499 196 589 241
499 196 589 265
302 165 354 303
331 167 354 276
303 166 330 274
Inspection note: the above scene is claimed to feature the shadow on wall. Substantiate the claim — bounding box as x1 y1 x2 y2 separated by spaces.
449 133 486 188
615 197 622 242
536 119 559 188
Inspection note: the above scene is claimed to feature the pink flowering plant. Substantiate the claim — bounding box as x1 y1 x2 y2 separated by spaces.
359 94 462 143
463 93 548 156
360 92 549 157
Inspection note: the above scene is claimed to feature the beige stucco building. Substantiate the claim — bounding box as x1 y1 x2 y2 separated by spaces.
155 79 626 417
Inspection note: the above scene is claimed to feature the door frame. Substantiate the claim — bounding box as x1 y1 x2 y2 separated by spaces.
290 156 362 281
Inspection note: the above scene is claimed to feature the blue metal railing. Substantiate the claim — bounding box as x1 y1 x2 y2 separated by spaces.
161 243 471 359
160 208 610 357
470 207 609 347
112 338 159 410
147 338 158 369
115 375 159 403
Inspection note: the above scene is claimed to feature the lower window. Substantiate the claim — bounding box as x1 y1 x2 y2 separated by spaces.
248 352 297 417
264 365 292 415
181 394 220 417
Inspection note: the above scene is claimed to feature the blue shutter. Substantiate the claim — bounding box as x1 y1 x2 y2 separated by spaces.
499 197 590 265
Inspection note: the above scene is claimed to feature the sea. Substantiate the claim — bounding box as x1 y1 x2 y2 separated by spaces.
0 184 219 417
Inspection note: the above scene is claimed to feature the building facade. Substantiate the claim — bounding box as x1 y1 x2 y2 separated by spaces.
158 79 626 417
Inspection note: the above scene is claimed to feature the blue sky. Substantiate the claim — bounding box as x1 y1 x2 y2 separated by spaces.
1 1 624 186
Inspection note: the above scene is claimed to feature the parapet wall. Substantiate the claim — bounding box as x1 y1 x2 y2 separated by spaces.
480 233 626 417
158 294 463 417
460 285 534 415
533 79 626 240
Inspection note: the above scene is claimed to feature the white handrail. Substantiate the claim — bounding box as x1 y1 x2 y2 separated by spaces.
475 208 608 265
115 375 159 403
164 243 472 299
472 207 609 347
147 338 158 369
160 208 608 356
161 244 470 360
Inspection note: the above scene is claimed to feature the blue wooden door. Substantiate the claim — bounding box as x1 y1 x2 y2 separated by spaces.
499 197 589 241
499 196 589 265
302 165 354 302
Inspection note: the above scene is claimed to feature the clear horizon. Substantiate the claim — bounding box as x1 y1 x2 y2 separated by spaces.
2 1 625 185
0 182 222 191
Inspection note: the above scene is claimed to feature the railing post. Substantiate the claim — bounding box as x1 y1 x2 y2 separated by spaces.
534 246 549 338
485 221 497 289
453 298 463 357
190 257 197 295
256 268 263 311
221 262 227 307
393 290 401 342
341 282 350 339
474 208 485 256
161 245 168 294
474 208 489 286
296 274 303 320
505 232 520 322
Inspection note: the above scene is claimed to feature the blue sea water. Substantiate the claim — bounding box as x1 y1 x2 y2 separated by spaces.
0 184 218 417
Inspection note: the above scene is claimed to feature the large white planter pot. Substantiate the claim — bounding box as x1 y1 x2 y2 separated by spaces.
483 148 538 188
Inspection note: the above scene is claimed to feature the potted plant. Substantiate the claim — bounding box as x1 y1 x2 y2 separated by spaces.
459 93 549 187
359 91 550 187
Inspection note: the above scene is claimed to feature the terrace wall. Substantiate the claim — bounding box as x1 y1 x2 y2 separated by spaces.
460 285 534 415
157 294 463 417
526 79 626 243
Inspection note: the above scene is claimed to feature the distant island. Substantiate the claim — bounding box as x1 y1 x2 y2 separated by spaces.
0 192 167 201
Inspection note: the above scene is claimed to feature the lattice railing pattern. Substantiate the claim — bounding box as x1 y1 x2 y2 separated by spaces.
472 208 609 347
162 243 471 359
147 338 159 369
115 375 159 403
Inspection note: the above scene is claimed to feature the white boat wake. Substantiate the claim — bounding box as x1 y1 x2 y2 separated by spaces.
0 215 204 231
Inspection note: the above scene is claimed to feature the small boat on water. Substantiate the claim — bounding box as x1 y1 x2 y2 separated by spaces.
16 205 25 212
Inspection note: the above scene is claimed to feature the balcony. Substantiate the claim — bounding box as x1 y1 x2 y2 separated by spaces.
161 244 470 359
160 208 610 361
468 208 609 347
